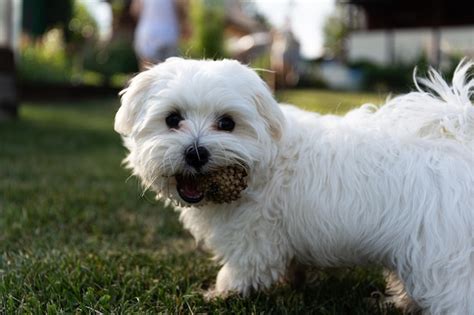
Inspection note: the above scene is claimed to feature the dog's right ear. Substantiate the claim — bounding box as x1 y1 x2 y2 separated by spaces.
114 69 156 136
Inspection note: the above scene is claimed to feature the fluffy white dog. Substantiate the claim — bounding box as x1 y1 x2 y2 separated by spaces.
115 58 474 314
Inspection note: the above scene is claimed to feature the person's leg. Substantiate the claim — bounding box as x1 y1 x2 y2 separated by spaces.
155 45 178 63
138 45 178 70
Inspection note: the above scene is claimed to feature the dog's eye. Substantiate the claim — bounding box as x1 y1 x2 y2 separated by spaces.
165 112 183 129
217 116 235 132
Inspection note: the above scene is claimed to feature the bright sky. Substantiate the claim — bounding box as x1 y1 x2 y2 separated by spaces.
79 0 112 40
81 0 335 59
253 0 335 58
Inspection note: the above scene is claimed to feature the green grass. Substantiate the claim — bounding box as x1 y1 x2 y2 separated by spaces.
277 89 385 115
0 91 398 313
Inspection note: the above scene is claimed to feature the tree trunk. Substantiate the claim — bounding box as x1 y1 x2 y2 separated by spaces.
0 47 17 120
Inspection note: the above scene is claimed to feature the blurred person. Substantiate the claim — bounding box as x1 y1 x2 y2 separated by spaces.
131 0 188 68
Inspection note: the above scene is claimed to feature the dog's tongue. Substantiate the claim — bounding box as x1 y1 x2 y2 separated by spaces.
176 176 204 203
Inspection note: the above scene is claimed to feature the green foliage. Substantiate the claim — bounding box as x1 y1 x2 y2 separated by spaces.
441 54 466 79
249 53 271 71
19 33 135 87
19 1 101 85
18 1 135 87
18 30 72 84
189 0 226 59
349 55 464 92
110 0 129 19
350 60 417 92
65 0 98 45
323 8 349 60
22 0 73 38
0 92 402 313
349 54 467 92
83 39 139 84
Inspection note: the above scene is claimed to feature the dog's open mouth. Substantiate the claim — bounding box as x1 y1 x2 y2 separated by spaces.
176 175 204 204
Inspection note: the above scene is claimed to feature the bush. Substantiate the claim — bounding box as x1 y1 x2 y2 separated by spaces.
350 55 464 92
354 61 412 92
188 0 226 59
65 0 98 46
18 29 72 85
83 39 139 85
19 1 100 86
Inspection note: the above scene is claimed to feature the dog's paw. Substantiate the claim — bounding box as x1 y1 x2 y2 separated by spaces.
203 287 233 302
203 285 253 303
203 264 254 302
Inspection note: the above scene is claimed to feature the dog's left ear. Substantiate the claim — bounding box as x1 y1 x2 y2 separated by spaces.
253 87 286 141
222 60 286 141
115 69 156 136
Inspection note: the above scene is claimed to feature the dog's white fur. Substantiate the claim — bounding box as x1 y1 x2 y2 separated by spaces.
115 58 474 314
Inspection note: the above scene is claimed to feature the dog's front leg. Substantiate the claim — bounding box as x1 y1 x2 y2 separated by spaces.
207 263 250 299
205 259 283 300
183 207 290 300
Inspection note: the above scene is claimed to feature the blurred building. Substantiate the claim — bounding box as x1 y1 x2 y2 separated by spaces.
224 0 271 63
342 0 474 67
224 1 302 89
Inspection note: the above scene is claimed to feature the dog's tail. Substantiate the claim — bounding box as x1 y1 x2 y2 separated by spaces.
375 59 474 147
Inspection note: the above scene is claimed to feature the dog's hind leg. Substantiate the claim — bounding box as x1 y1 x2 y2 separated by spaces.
384 271 420 314
283 259 307 289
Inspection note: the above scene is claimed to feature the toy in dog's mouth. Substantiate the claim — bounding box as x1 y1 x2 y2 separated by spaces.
176 165 248 204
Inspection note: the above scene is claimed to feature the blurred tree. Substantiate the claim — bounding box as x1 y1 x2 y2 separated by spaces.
254 12 271 30
82 0 138 87
19 1 101 86
66 1 98 46
22 0 73 39
83 39 139 87
0 0 18 120
110 0 135 41
19 29 72 85
323 8 349 60
189 0 225 58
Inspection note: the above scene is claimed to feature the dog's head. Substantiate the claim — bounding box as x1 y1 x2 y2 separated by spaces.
115 58 285 206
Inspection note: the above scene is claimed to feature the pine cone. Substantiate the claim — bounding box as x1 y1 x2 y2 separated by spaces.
198 166 248 203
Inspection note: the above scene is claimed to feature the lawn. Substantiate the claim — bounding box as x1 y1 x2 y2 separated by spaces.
277 89 385 115
0 90 399 313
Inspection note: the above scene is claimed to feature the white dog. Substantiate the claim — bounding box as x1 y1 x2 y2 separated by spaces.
115 58 473 314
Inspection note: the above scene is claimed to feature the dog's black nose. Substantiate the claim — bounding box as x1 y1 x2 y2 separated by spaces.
185 146 209 169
